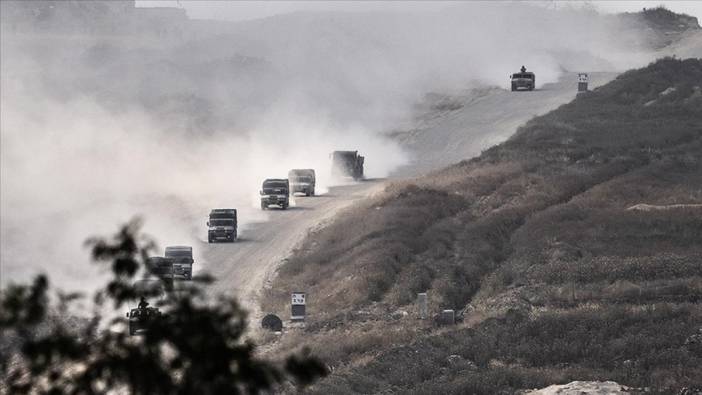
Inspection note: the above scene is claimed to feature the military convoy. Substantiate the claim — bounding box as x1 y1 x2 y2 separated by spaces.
331 150 364 180
129 153 367 334
143 248 193 283
511 66 535 91
288 169 316 196
207 209 237 243
260 153 363 210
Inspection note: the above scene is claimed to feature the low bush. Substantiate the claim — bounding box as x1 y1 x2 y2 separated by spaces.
312 304 702 394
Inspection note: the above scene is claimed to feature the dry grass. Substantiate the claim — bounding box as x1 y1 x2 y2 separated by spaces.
262 58 702 393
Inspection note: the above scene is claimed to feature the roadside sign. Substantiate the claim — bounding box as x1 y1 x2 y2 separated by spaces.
291 291 306 322
578 73 589 92
291 292 306 305
417 293 428 319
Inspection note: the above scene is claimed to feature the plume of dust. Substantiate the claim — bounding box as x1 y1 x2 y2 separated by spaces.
1 1 662 293
0 91 406 293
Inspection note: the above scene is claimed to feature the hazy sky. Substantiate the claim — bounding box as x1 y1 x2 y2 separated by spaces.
136 1 702 22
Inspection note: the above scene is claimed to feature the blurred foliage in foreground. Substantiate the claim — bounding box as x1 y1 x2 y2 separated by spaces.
0 219 326 394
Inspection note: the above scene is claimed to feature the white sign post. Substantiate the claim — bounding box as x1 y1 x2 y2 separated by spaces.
417 293 428 320
578 73 589 92
291 292 306 322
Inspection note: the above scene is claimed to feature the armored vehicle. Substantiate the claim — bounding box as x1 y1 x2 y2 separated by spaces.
164 246 194 280
207 209 237 243
288 169 316 196
511 66 535 91
127 306 162 336
331 151 364 180
260 179 289 210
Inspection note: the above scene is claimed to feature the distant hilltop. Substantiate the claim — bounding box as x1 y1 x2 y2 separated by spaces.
0 0 187 38
618 6 700 49
637 6 700 31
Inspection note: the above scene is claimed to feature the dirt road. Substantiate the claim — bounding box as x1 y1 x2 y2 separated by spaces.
199 181 385 320
392 72 618 176
193 73 621 324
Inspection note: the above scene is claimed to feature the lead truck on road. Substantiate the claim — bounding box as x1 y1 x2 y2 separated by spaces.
207 209 237 243
511 65 535 91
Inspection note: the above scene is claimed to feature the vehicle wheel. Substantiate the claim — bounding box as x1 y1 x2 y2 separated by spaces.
129 328 135 336
311 188 315 196
511 85 516 92
261 202 267 210
305 190 310 197
208 236 213 243
282 204 288 210
529 86 534 91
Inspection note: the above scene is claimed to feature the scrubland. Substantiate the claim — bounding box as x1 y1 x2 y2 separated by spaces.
262 58 702 393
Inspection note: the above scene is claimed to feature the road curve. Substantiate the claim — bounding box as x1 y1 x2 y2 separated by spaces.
197 73 620 324
199 181 385 321
392 72 618 177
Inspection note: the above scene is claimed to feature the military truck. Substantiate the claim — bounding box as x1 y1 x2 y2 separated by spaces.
510 66 535 91
127 306 162 336
260 179 290 210
145 256 177 289
331 151 364 180
207 209 237 243
288 169 316 196
164 246 194 280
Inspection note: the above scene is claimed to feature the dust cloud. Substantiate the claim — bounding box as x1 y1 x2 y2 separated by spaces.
0 1 659 291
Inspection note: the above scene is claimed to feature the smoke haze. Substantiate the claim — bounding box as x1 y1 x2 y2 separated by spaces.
0 1 670 290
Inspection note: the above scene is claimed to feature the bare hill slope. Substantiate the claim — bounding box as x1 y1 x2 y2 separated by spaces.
263 58 702 394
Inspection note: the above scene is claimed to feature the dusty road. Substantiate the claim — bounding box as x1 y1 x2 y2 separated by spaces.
194 73 621 323
199 181 385 320
392 72 618 176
